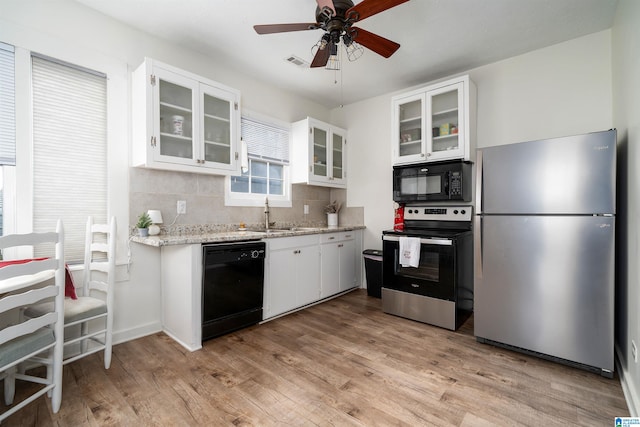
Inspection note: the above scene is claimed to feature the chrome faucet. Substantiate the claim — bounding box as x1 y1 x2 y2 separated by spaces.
264 197 270 231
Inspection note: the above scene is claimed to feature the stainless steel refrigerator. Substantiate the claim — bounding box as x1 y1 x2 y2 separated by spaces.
474 129 616 377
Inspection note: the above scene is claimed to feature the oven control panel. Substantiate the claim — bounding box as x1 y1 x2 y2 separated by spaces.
404 206 473 222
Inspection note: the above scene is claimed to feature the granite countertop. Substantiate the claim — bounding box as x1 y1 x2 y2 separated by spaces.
131 225 366 247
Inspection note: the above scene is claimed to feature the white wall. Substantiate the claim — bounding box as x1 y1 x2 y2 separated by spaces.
0 0 332 344
612 0 640 415
334 30 613 252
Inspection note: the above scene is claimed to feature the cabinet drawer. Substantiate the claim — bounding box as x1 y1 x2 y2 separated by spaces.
267 234 320 251
320 231 355 244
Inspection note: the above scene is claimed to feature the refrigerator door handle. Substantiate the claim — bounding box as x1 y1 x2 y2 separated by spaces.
474 215 483 280
475 149 483 214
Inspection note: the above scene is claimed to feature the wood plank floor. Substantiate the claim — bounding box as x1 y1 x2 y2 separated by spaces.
2 289 629 426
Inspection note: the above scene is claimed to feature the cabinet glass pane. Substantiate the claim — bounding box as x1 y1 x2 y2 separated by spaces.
398 99 422 157
203 93 231 164
332 133 343 179
430 88 460 154
313 126 327 177
159 80 193 159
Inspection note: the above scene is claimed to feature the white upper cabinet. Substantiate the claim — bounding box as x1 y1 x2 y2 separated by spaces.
291 117 347 188
132 58 241 175
392 75 476 165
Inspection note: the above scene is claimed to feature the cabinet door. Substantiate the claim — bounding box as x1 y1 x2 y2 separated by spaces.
338 238 356 291
426 81 465 161
393 93 426 164
267 248 298 318
297 246 320 306
154 67 198 165
311 123 330 183
200 82 238 171
330 128 346 186
320 242 340 298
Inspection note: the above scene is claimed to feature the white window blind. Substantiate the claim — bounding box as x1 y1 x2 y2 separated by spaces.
241 117 290 164
0 43 15 166
32 54 107 261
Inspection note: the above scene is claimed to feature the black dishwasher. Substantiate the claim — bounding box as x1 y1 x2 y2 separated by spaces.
202 240 265 341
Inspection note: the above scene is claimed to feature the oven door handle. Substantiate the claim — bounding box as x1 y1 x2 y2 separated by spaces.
382 235 453 246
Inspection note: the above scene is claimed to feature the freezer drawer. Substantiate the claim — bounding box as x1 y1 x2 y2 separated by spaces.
474 215 614 374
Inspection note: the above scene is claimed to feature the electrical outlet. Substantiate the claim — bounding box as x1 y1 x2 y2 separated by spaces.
304 204 309 215
633 340 638 363
177 200 186 214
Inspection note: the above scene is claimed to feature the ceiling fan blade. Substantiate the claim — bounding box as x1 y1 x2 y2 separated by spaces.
350 27 400 58
254 23 319 35
346 0 410 22
310 41 332 68
316 0 336 16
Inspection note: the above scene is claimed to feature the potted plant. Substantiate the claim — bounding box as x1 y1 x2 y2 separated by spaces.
324 200 341 228
136 212 152 237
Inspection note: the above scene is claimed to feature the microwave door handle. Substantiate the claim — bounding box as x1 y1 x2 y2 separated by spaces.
444 171 450 196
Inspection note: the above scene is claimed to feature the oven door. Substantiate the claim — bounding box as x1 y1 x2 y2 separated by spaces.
382 235 456 300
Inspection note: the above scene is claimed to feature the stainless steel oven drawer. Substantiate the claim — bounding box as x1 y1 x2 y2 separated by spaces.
382 287 457 330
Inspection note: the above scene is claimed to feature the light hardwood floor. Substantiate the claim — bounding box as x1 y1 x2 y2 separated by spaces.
2 289 629 426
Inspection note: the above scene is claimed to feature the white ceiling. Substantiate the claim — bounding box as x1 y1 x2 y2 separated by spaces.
75 0 618 108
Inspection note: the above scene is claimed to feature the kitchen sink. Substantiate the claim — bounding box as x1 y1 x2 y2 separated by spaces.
261 227 324 233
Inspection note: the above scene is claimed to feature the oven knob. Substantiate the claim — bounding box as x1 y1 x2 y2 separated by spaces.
453 209 459 214
461 209 466 215
251 250 260 258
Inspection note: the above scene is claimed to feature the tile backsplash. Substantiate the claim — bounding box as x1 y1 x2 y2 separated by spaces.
129 167 363 233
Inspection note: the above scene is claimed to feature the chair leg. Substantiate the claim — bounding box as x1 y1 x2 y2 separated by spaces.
3 367 16 405
80 322 89 355
104 314 113 369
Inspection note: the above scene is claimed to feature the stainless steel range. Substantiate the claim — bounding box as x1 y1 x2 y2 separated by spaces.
382 206 473 330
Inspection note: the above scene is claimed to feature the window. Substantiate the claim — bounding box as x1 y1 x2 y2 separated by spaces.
0 43 15 239
31 54 107 261
226 114 291 207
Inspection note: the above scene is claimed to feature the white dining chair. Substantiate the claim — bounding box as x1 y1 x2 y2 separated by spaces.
0 220 65 422
26 216 116 369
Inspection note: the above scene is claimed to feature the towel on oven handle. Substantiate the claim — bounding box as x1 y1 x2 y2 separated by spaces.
399 237 421 268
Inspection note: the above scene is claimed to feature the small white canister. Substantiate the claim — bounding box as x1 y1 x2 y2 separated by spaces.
171 115 184 136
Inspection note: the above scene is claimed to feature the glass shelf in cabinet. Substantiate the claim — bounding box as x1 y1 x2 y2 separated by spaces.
159 101 192 114
204 113 230 123
160 132 192 141
432 107 458 118
433 134 458 141
399 139 422 146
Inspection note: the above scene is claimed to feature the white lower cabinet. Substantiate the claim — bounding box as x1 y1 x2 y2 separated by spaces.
320 232 357 298
264 234 320 319
264 230 362 320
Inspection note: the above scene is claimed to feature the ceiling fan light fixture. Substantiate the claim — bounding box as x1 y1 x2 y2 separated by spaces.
345 40 364 62
325 42 340 70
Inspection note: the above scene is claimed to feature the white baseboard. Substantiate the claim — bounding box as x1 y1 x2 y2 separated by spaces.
617 344 639 416
113 321 162 346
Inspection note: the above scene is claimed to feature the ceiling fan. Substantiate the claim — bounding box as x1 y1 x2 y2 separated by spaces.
254 0 410 68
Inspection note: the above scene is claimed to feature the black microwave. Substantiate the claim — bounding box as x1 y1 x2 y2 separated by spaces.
393 160 472 203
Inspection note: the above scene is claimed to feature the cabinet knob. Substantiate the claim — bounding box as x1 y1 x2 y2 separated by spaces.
421 153 425 157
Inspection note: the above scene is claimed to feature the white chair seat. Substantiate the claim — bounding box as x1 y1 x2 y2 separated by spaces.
0 328 55 368
26 296 107 325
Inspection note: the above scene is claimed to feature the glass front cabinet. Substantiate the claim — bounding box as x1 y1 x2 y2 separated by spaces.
132 58 240 175
291 117 347 188
392 75 476 165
